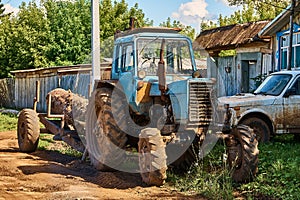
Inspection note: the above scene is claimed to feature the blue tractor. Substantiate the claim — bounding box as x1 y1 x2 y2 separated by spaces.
83 27 259 186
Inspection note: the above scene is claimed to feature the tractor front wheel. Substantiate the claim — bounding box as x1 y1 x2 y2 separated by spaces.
226 125 259 183
138 128 167 186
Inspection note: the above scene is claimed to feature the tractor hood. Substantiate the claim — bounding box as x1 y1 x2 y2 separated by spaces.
218 93 276 108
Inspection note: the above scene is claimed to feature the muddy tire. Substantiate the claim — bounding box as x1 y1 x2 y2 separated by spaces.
138 128 167 186
86 87 127 171
17 109 40 152
226 125 259 183
240 117 271 143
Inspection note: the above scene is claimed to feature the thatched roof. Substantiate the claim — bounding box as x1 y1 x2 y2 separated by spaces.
193 20 270 55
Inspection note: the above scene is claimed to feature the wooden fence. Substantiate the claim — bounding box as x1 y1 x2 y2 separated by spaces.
0 78 15 108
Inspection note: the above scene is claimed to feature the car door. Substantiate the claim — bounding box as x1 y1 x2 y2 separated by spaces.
283 75 300 131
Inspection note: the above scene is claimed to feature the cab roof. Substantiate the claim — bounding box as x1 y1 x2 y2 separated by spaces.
115 27 182 39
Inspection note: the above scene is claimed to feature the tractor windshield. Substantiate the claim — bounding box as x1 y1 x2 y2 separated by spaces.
137 38 194 76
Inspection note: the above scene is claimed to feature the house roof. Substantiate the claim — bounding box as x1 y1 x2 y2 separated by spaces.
193 21 270 54
259 1 300 37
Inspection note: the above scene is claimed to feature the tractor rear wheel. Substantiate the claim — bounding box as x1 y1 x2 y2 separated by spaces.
226 125 259 183
17 109 40 152
138 128 167 186
86 87 128 171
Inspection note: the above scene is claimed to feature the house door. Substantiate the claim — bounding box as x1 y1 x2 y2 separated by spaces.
241 61 257 93
241 61 249 93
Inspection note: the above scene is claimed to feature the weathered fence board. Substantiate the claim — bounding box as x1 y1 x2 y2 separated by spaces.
0 78 15 108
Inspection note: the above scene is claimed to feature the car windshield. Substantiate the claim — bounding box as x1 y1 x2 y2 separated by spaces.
254 74 292 96
137 38 194 76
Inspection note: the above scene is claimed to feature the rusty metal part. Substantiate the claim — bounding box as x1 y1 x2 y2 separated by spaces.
158 39 166 95
136 82 152 103
33 81 40 112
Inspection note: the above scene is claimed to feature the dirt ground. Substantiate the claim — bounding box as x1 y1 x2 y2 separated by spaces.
0 131 204 200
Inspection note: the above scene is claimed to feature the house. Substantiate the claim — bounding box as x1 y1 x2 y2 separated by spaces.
193 21 272 97
259 1 300 71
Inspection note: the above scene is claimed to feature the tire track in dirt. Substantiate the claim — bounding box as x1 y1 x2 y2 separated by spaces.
0 131 204 200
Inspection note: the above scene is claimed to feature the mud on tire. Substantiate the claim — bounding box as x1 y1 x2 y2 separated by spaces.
226 125 259 183
138 128 167 186
86 87 127 171
17 109 40 152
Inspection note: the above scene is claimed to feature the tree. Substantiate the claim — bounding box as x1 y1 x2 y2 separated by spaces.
227 0 290 20
160 17 196 39
43 0 92 66
0 1 50 77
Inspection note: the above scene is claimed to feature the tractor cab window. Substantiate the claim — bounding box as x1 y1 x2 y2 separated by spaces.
137 38 194 76
121 44 134 72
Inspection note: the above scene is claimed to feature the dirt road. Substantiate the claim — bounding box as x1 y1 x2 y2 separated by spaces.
0 131 203 200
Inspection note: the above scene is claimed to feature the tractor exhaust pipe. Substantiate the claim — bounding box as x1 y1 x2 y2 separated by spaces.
158 39 167 95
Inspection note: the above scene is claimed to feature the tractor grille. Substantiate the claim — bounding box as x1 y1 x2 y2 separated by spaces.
189 82 213 125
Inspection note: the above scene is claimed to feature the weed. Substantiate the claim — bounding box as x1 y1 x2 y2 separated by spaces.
168 143 235 200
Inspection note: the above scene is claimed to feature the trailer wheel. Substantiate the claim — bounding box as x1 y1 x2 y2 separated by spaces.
240 117 271 143
86 87 127 171
17 109 40 152
226 125 259 183
138 128 167 186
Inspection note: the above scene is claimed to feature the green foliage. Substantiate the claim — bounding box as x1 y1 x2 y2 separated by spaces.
201 0 290 31
0 113 18 132
160 17 196 40
43 0 92 66
219 50 237 57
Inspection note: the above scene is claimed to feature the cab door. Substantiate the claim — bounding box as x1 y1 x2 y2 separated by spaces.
118 43 138 104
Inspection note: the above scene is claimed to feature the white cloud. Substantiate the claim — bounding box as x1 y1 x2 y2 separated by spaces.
215 0 230 7
3 4 20 16
171 0 209 31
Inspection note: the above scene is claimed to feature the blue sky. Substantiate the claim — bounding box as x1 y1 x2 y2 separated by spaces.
3 0 239 33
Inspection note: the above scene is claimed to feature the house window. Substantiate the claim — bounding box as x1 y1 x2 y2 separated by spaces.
280 32 300 69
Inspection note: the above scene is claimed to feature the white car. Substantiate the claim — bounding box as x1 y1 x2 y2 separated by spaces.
218 70 300 142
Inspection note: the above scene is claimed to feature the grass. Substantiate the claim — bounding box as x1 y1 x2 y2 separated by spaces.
168 135 300 200
0 113 18 132
239 135 300 200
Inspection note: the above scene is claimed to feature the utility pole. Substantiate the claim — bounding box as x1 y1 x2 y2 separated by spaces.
287 0 296 70
91 0 101 91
